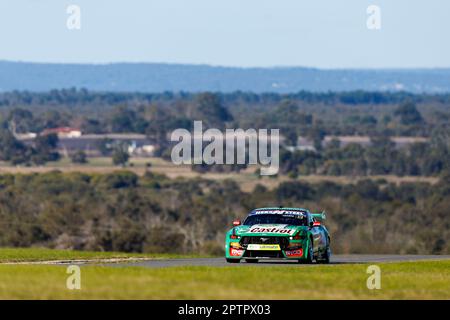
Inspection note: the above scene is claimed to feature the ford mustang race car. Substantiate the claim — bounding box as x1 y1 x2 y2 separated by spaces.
225 207 330 263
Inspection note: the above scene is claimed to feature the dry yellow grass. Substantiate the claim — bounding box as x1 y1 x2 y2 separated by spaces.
0 157 439 192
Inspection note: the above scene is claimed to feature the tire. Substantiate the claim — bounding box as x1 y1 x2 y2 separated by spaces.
307 240 314 263
318 238 331 264
245 259 258 263
318 246 331 264
226 258 240 263
299 238 314 264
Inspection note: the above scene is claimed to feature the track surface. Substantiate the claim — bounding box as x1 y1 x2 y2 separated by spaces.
112 255 450 268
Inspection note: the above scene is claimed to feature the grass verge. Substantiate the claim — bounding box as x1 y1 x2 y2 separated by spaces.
0 247 210 263
0 260 448 299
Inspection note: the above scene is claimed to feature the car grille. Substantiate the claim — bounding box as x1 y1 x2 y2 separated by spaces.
243 250 284 258
240 236 289 250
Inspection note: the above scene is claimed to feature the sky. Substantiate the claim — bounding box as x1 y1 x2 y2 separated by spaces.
0 0 449 68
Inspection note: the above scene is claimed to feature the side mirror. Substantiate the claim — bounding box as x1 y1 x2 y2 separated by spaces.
232 219 241 227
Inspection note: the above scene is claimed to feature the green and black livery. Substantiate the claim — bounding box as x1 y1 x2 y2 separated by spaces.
225 207 331 263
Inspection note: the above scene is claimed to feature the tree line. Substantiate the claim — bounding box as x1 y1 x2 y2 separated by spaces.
0 170 448 255
278 132 450 177
0 90 449 177
1 90 449 139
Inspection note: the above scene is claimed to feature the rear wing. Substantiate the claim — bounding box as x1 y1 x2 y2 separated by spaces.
311 211 326 222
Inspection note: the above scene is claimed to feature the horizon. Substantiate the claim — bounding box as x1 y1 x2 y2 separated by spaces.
2 60 450 71
1 61 450 93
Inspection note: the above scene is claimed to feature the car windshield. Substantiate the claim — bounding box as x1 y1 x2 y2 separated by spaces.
243 213 308 226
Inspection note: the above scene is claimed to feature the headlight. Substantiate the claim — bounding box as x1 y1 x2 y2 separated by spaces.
230 242 242 249
291 232 305 240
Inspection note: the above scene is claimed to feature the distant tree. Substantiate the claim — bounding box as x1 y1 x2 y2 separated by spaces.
361 115 378 125
145 105 191 147
271 100 313 127
32 133 60 164
394 102 424 125
0 129 32 164
283 127 298 146
275 100 299 122
111 106 137 133
81 118 103 134
70 150 88 164
191 93 233 127
355 180 380 199
276 181 314 200
8 108 34 133
112 145 130 166
111 106 148 133
37 110 69 130
99 171 138 189
328 138 341 150
341 143 365 159
307 127 326 151
35 133 59 150
345 115 377 125
96 138 113 156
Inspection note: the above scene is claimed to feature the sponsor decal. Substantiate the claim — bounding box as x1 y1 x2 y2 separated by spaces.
249 227 294 235
230 242 241 248
230 248 244 256
253 210 306 216
285 249 303 257
247 244 281 251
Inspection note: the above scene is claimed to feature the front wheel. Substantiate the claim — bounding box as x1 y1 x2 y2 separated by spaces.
298 239 314 264
226 258 240 263
305 239 314 264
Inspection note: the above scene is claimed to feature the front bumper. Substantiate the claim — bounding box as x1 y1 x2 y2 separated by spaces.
226 236 306 260
241 248 304 259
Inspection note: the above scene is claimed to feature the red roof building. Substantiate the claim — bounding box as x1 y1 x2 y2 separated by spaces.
41 127 82 138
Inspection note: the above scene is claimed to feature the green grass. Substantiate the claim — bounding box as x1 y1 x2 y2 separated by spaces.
0 261 448 299
0 247 211 263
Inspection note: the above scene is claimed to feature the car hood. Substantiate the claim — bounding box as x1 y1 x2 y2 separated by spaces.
234 224 305 236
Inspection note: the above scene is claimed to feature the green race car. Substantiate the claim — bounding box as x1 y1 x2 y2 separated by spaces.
225 207 331 264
